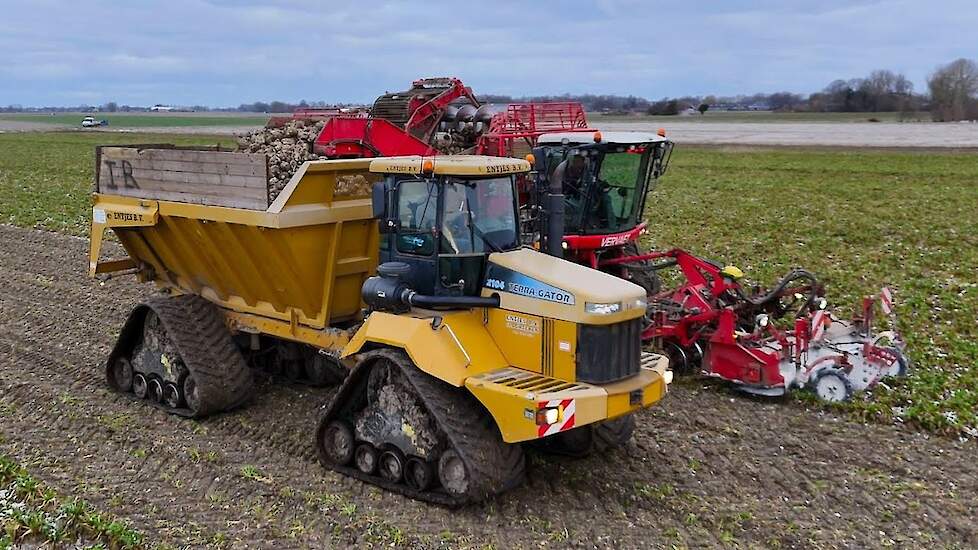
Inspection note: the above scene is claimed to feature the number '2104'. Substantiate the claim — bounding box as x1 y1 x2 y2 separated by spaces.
485 278 506 290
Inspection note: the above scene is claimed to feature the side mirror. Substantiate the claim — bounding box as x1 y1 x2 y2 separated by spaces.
371 181 387 218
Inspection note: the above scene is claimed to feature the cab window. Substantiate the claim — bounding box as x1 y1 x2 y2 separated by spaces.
396 179 437 255
440 177 518 254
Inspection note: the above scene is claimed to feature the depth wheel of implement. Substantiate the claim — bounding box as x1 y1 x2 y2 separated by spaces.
355 444 379 475
163 382 183 409
322 421 355 466
812 367 853 403
438 450 469 497
379 449 406 484
664 342 692 375
148 378 164 403
110 357 134 393
405 458 435 492
133 373 149 399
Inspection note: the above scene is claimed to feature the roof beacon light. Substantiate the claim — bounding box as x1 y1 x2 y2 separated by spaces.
525 153 536 165
421 158 434 173
593 131 602 143
657 128 667 137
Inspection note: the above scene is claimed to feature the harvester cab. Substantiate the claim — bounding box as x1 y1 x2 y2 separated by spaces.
532 132 672 256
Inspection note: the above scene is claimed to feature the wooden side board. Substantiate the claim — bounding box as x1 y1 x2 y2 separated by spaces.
96 146 270 210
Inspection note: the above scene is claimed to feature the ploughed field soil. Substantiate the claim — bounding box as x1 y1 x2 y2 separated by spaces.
1 224 976 548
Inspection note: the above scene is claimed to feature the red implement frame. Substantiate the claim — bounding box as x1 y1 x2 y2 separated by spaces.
475 102 592 156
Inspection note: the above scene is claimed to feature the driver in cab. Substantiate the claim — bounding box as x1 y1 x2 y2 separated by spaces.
553 153 614 230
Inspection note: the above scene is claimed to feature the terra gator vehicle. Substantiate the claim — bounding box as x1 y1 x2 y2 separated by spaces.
88 147 670 505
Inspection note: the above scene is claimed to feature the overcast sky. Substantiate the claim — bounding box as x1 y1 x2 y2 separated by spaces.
1 0 974 107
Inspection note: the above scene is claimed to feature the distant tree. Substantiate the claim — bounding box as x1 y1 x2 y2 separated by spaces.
767 92 804 110
647 99 680 116
928 58 978 121
102 101 118 112
697 103 709 115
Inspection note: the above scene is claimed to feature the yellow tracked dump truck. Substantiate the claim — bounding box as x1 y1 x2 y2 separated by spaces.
89 145 669 505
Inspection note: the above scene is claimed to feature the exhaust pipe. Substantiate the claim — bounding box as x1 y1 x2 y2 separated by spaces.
532 147 564 258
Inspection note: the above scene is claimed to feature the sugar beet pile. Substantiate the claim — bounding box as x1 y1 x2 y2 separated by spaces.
236 119 325 202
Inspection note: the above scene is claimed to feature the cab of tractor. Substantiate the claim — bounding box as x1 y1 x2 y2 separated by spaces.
532 131 673 264
370 155 524 297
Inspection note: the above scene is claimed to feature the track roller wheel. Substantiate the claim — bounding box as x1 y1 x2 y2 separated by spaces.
405 457 435 492
355 443 379 475
379 449 406 484
133 373 149 399
110 357 134 393
163 382 183 409
321 421 355 466
148 378 164 403
437 449 469 497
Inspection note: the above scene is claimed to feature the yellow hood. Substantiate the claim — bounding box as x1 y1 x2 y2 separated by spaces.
481 248 646 325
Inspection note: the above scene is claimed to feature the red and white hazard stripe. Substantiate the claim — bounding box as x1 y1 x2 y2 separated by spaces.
880 287 894 315
538 398 576 437
811 310 827 341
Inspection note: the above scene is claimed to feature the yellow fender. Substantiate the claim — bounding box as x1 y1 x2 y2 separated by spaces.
342 310 508 387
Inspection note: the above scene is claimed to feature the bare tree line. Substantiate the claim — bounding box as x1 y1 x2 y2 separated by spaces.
4 58 976 122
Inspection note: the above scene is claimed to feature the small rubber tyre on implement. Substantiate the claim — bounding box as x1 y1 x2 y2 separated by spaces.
810 367 853 402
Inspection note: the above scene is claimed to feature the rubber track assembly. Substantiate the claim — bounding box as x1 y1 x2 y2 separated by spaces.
106 295 254 418
316 348 525 506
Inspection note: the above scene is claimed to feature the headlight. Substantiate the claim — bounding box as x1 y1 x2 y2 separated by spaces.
585 301 621 315
535 406 563 426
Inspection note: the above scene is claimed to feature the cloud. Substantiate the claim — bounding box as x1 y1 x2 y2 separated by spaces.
0 0 974 106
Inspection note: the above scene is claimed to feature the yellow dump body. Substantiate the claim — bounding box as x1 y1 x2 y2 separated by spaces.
90 153 381 347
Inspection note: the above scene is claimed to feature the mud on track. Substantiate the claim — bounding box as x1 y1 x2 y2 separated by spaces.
0 223 975 548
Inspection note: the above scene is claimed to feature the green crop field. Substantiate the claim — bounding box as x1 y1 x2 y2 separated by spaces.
0 132 975 437
0 112 269 128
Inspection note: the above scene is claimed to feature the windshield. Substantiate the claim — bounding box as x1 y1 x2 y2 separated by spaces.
557 144 663 235
440 176 519 254
594 148 647 233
